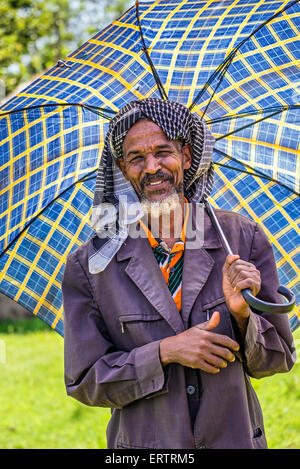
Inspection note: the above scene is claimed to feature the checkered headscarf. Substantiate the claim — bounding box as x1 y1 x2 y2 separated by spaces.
88 98 215 274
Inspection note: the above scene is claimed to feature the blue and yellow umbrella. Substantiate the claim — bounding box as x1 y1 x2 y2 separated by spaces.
0 0 299 336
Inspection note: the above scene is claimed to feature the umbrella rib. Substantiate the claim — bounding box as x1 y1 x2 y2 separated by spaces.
0 102 116 120
135 0 168 101
0 171 96 259
214 161 289 187
214 105 295 140
213 147 300 196
196 59 232 121
189 0 299 114
207 105 300 124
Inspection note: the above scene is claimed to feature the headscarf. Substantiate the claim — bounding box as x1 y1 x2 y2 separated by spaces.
88 98 215 274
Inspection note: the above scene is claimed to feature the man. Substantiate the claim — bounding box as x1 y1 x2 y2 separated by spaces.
62 98 295 449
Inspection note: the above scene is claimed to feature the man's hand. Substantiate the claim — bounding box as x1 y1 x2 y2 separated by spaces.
222 254 261 335
159 311 239 373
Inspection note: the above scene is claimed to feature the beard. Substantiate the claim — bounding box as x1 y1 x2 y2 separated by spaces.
140 189 181 218
140 188 184 240
139 170 184 240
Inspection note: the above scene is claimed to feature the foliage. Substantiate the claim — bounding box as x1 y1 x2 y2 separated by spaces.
0 0 132 96
0 318 299 449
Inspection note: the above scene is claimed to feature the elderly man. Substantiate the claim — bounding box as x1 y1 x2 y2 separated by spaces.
62 98 295 449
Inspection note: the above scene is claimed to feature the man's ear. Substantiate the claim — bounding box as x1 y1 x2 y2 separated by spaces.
182 145 192 170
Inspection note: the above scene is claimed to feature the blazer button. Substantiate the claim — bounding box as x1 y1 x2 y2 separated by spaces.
186 385 196 395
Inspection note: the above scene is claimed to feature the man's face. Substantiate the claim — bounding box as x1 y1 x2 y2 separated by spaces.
118 119 192 203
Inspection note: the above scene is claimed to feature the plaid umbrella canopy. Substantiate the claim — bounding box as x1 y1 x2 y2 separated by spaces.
0 0 299 337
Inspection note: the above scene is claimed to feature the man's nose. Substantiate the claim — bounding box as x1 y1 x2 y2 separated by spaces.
144 154 161 173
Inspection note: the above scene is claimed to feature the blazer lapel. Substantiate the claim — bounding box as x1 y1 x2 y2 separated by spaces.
181 248 216 327
116 204 222 333
181 204 222 326
117 225 185 335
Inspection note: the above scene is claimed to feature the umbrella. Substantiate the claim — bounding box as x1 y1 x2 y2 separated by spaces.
0 0 299 337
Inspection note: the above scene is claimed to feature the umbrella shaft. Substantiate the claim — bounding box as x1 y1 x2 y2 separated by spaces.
204 200 233 255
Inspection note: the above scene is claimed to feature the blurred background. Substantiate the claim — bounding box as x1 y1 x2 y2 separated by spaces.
0 0 132 102
0 0 299 450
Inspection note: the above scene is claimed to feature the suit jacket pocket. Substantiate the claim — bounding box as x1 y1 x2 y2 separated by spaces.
202 296 235 340
119 312 172 347
252 427 267 449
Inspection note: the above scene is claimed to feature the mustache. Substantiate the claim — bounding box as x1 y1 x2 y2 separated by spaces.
141 171 174 190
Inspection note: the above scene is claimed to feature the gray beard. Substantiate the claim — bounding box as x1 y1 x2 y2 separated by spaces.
140 191 181 219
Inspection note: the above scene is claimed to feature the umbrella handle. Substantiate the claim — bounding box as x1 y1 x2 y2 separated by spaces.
242 286 295 314
204 200 296 314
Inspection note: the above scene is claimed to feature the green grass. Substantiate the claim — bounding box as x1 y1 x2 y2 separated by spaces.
0 319 110 449
251 328 300 449
0 318 299 449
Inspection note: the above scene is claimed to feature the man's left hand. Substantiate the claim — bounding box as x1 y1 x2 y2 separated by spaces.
222 254 261 322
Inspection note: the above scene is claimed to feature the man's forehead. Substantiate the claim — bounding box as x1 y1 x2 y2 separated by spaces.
124 118 166 139
122 119 173 154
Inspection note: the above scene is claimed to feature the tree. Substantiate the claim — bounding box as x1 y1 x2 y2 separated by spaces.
0 0 132 96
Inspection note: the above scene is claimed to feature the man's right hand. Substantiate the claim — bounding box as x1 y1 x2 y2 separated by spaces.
159 311 240 373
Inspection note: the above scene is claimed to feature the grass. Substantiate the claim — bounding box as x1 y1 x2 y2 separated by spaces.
0 319 110 449
251 330 300 449
0 318 299 449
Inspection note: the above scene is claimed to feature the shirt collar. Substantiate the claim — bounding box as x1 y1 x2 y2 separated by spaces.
139 198 190 252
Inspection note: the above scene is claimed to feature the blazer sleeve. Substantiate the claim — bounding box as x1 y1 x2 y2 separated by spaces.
62 248 167 409
242 222 296 378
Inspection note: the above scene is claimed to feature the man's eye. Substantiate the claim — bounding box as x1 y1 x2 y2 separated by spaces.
156 151 170 157
129 155 143 164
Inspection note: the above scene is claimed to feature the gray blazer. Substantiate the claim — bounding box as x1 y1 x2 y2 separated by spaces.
62 208 295 449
